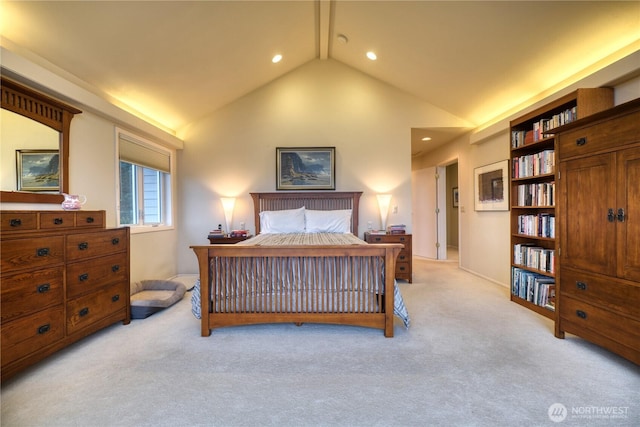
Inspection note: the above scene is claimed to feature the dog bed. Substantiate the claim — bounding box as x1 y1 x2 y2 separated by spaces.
130 279 187 319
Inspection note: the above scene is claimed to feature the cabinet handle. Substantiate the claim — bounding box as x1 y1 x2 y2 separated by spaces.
399 237 406 242
86 217 95 223
79 273 89 282
9 218 22 227
112 237 120 245
374 237 381 242
53 217 64 225
112 264 120 272
617 208 625 222
576 310 587 319
37 324 51 334
78 242 89 250
112 294 120 302
79 307 89 317
576 281 587 291
37 283 51 293
399 255 406 261
576 137 587 146
607 208 615 223
36 248 50 257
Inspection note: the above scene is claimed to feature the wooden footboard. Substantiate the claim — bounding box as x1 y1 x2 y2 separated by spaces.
190 243 402 337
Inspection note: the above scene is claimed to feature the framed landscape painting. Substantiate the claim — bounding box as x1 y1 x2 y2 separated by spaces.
276 147 335 190
16 149 60 192
474 160 508 211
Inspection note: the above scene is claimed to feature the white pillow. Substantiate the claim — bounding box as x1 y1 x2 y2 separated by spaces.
259 207 306 234
305 209 352 233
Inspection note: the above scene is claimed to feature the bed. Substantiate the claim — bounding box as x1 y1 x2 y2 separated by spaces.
190 191 409 337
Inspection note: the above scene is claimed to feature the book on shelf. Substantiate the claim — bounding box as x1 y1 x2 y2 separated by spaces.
511 267 555 310
230 230 249 237
368 230 387 235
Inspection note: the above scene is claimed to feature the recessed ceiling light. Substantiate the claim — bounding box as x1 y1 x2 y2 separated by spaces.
366 51 377 61
272 54 282 63
422 137 432 141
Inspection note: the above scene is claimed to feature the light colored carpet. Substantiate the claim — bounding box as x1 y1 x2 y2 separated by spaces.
2 259 638 427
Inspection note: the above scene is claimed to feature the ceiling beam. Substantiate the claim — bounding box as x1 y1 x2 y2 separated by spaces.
317 0 331 60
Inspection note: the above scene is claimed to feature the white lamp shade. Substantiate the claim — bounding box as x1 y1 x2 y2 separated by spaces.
376 194 392 230
220 197 235 233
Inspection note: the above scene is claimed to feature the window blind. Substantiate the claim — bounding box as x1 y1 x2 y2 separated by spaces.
119 134 170 173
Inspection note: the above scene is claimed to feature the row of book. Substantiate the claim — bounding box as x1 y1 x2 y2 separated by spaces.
517 213 555 238
512 149 555 178
511 106 578 148
387 224 406 234
513 243 555 273
515 182 555 207
511 267 556 310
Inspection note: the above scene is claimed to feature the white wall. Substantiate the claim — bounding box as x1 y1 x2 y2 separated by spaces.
177 59 470 273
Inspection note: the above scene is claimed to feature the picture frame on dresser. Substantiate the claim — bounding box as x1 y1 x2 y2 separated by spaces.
16 149 60 192
275 147 335 190
473 160 508 211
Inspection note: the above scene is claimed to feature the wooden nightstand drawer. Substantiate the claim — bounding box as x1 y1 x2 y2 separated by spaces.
1 267 64 322
364 232 412 283
67 282 128 334
39 212 76 230
75 211 105 228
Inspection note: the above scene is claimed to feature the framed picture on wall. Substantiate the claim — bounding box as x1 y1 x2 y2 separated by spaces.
16 149 60 192
474 160 508 211
276 147 336 190
452 187 459 208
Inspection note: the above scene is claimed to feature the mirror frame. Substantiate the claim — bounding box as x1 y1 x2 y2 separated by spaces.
1 76 82 204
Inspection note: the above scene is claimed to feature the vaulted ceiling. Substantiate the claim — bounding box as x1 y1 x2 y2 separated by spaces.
1 1 639 155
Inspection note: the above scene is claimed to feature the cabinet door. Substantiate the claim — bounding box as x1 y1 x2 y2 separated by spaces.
559 153 616 276
617 146 640 282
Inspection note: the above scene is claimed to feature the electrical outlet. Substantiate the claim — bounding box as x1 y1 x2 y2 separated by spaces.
392 205 398 214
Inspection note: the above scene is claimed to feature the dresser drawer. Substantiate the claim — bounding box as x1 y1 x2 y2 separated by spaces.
560 268 640 319
558 110 640 159
0 212 37 233
66 282 127 334
396 262 411 278
0 236 64 273
1 306 65 364
75 211 105 228
66 228 128 261
1 267 64 322
66 253 129 299
560 296 640 350
39 212 76 230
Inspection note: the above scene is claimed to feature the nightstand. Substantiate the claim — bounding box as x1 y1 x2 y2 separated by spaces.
207 235 252 244
364 232 412 283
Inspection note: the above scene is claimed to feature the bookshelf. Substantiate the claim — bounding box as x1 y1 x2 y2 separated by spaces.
509 88 613 321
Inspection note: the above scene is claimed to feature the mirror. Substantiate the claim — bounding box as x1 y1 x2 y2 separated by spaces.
0 76 81 203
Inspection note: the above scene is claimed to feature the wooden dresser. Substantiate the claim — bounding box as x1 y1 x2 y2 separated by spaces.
364 233 412 283
553 98 640 364
1 210 130 381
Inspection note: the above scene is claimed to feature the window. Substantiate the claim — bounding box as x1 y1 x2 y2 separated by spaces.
116 128 173 229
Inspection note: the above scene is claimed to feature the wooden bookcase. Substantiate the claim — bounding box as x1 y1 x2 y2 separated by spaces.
509 88 613 322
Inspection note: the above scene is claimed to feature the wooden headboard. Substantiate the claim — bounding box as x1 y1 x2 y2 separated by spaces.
250 192 362 235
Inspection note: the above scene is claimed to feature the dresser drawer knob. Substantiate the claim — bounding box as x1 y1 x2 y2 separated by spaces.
112 264 120 272
53 217 64 225
399 266 406 271
79 273 89 282
576 137 587 146
78 242 89 250
86 217 95 223
576 281 587 291
36 248 50 257
576 310 587 319
374 237 381 242
9 218 22 227
112 294 120 302
79 307 89 317
399 237 405 242
37 324 51 334
112 237 120 245
37 283 51 293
